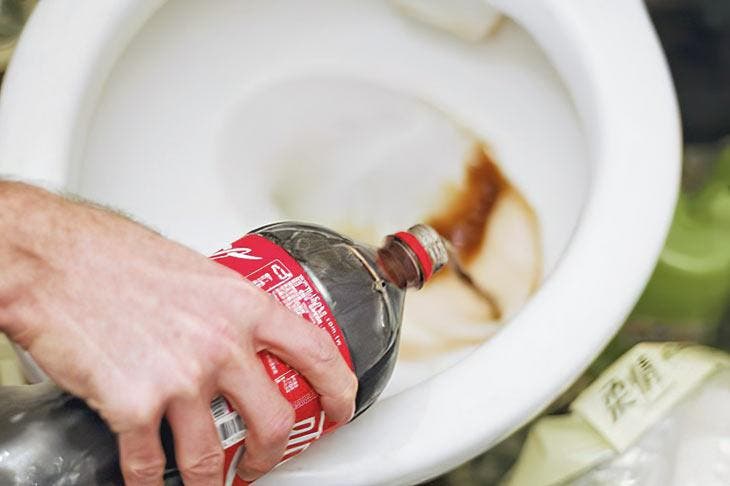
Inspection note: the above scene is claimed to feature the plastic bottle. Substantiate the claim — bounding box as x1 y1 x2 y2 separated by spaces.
0 221 448 485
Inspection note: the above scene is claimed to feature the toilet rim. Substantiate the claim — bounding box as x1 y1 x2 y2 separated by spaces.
0 0 680 484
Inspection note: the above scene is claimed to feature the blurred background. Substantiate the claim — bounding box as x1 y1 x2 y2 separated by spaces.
0 1 728 484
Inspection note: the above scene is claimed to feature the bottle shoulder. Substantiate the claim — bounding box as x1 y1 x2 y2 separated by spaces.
253 222 404 412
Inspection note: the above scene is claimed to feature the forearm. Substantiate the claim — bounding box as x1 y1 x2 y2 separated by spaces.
0 181 53 336
0 181 104 342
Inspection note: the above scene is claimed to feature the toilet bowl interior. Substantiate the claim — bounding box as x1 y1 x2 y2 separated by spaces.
74 0 590 396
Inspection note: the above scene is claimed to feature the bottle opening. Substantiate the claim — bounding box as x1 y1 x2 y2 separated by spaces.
377 224 448 289
393 231 434 281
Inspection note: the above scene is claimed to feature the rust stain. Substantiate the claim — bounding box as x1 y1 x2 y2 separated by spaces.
427 144 508 263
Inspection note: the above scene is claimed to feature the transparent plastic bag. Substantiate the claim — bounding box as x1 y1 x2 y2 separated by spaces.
506 344 730 486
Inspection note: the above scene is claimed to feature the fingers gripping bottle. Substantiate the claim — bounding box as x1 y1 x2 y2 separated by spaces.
0 222 448 485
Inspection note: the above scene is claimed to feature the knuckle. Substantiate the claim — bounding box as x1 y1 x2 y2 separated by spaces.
103 384 165 430
180 448 224 479
308 331 339 369
242 286 275 315
248 316 267 342
211 341 237 369
113 402 159 430
261 403 295 446
123 457 166 482
171 372 203 401
241 457 272 477
185 361 206 387
252 298 282 331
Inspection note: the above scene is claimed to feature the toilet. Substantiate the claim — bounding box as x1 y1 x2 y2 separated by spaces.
0 0 679 484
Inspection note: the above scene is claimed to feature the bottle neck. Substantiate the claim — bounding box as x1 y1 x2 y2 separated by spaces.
376 225 448 289
377 236 423 289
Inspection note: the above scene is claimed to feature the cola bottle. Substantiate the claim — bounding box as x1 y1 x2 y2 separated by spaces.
0 222 448 485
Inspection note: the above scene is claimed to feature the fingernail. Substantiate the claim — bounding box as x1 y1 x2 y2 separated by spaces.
344 404 356 424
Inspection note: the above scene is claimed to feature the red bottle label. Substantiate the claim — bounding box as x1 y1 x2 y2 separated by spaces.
208 234 353 485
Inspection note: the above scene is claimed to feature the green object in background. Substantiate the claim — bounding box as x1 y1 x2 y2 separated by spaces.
0 0 35 71
633 144 730 326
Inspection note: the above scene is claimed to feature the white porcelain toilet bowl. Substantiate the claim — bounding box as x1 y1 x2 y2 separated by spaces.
0 0 680 484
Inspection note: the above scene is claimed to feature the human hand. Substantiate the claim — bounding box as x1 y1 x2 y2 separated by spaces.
0 182 357 485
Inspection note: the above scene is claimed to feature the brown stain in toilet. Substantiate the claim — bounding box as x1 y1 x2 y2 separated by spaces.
397 143 542 360
427 145 508 264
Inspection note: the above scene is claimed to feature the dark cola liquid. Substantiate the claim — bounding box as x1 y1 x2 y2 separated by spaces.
254 222 406 414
